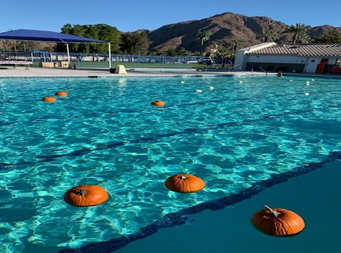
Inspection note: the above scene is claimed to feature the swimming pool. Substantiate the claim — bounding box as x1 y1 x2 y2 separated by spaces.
1 75 341 252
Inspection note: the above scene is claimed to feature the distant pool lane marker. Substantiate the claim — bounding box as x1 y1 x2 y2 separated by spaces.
150 100 165 107
42 96 57 103
251 205 305 236
165 174 205 193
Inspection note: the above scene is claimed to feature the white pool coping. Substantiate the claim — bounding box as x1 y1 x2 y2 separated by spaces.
0 66 270 78
1 67 341 79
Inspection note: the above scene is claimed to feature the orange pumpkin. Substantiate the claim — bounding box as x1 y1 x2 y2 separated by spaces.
55 91 68 97
165 174 205 193
151 100 165 106
64 185 109 207
251 205 305 236
42 96 57 103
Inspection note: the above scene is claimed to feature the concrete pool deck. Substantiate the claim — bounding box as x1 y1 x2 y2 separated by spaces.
1 66 340 79
0 66 270 78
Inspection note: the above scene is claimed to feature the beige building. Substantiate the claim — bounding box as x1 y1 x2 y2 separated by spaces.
234 42 341 74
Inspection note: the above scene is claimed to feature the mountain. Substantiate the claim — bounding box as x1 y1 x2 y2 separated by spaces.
146 12 341 53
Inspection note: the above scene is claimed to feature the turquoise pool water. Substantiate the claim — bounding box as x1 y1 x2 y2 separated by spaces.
1 75 341 252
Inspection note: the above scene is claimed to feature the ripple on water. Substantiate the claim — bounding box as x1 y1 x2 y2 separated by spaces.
1 76 341 251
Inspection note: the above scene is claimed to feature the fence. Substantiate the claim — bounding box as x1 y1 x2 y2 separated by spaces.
0 51 207 69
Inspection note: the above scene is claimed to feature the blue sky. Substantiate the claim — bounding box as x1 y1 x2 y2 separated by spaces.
1 0 340 33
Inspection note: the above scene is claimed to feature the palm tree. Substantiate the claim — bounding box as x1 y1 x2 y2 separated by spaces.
216 47 234 69
259 28 279 42
196 29 210 55
231 40 244 54
283 23 311 44
313 31 341 43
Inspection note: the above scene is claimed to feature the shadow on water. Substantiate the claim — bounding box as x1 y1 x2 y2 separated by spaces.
58 151 341 253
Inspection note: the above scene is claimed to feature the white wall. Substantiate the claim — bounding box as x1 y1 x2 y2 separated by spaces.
247 55 306 64
305 57 321 73
305 57 338 73
234 51 246 70
235 42 340 71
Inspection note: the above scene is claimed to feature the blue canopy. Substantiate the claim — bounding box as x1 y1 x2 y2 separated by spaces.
0 29 106 43
0 29 112 68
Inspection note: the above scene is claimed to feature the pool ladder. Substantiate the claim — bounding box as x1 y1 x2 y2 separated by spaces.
258 66 268 76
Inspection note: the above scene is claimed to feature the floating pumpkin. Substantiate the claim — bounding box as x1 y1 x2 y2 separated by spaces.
151 100 165 106
251 205 305 236
55 91 68 97
42 96 57 103
165 174 205 193
64 185 109 207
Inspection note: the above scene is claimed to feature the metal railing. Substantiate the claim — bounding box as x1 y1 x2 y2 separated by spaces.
228 65 241 71
0 50 204 69
258 66 268 76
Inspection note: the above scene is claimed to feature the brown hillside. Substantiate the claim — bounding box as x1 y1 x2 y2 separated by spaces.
146 12 341 53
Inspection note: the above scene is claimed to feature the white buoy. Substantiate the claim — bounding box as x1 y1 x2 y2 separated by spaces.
239 81 243 83
304 92 310 96
289 80 293 82
195 89 203 93
209 86 214 90
306 81 310 86
180 81 185 84
311 79 315 81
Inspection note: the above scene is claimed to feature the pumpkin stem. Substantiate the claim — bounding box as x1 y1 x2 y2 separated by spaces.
75 189 87 196
264 205 280 217
179 175 187 180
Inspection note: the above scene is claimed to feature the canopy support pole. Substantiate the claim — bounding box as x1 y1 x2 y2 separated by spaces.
66 43 70 64
60 39 71 66
108 42 111 69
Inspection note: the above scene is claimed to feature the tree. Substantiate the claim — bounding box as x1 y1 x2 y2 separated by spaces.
119 31 150 55
216 47 234 68
231 40 244 54
161 47 188 56
196 29 210 55
283 23 311 44
175 47 188 55
55 24 121 54
258 28 279 42
313 31 341 43
164 47 177 56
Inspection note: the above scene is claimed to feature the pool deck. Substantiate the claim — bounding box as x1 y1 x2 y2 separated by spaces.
0 66 273 78
1 66 341 79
